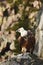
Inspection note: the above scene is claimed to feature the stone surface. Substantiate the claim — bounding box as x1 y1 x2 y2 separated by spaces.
0 53 43 65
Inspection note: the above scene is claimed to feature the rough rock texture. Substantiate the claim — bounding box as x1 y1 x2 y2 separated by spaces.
0 53 43 65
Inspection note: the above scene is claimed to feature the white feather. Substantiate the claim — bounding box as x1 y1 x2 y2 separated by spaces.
17 27 27 37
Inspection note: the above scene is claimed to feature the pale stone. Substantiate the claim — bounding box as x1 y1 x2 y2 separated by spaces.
10 41 16 50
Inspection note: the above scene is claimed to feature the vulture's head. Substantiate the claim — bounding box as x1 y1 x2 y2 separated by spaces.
16 27 24 33
16 27 27 37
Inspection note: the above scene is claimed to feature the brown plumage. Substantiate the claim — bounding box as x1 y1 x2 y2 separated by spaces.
18 33 35 54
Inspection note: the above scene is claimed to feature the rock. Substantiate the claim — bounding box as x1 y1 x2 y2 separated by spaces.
10 41 16 50
0 53 43 65
35 9 43 58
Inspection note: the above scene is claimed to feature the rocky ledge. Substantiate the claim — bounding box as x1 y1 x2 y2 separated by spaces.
0 53 43 65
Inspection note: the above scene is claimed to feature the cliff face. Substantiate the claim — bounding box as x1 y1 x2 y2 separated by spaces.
34 8 43 58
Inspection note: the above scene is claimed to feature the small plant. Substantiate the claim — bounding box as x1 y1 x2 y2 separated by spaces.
14 40 21 55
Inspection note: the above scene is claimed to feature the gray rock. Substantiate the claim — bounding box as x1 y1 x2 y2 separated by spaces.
0 53 43 65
